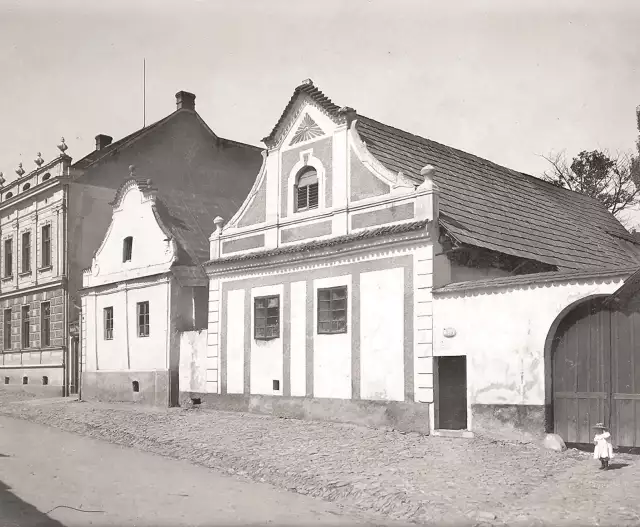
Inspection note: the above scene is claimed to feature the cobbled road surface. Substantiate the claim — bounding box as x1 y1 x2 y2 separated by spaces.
0 391 638 526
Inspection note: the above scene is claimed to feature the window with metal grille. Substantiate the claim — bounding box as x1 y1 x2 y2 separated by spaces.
21 305 30 348
4 238 12 277
41 302 51 347
3 309 11 350
295 168 319 212
41 225 51 268
104 306 114 340
317 286 348 334
21 231 31 273
123 237 133 262
137 301 149 337
254 295 280 340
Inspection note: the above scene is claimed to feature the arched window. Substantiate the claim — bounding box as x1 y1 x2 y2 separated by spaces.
5 192 13 200
295 168 319 212
42 173 51 182
23 183 30 191
132 380 140 393
123 236 133 262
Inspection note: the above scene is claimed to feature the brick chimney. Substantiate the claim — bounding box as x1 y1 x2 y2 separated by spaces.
176 91 196 111
95 134 113 151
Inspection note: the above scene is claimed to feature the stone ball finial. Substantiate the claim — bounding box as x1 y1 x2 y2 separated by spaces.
35 152 44 167
420 165 436 180
15 163 25 177
129 165 136 176
213 216 224 234
0 172 5 186
300 78 313 86
57 137 68 153
418 165 439 192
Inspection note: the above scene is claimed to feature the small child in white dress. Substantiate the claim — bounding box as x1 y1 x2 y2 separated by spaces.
593 423 614 470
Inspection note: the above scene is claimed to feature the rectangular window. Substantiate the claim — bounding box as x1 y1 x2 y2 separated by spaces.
104 307 114 340
21 231 31 273
123 237 133 262
4 238 12 277
41 302 50 347
3 309 11 350
21 305 30 348
254 295 280 340
41 225 51 268
317 286 348 334
137 301 149 337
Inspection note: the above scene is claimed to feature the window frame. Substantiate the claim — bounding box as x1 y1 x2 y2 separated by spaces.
317 286 348 335
295 168 319 213
254 295 280 340
104 306 114 340
21 305 30 349
41 224 51 269
137 301 149 338
3 308 11 350
21 231 31 274
41 302 51 347
4 238 13 278
123 237 133 263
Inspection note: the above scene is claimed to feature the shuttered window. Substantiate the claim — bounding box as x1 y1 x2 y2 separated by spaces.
295 169 319 212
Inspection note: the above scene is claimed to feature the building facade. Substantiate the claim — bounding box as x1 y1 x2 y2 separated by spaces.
0 148 76 394
81 177 209 406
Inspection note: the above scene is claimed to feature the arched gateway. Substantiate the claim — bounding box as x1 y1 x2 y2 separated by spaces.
551 294 640 447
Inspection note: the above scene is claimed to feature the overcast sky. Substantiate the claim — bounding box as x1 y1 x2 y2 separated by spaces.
1 0 639 224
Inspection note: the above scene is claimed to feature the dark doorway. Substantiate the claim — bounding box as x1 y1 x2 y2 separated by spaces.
436 356 468 430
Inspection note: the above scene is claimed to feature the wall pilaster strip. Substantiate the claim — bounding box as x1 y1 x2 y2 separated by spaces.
305 279 314 397
243 288 251 394
351 272 361 400
283 282 291 396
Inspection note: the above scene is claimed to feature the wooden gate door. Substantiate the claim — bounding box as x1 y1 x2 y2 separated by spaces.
553 298 610 444
553 296 640 447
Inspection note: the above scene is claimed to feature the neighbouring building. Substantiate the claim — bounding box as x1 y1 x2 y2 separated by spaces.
81 176 212 406
184 79 640 438
0 148 76 394
73 91 263 404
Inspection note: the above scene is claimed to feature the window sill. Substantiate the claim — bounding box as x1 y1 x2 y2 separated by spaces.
19 270 32 277
1 276 13 283
317 331 348 335
138 334 149 338
38 265 53 273
254 336 279 341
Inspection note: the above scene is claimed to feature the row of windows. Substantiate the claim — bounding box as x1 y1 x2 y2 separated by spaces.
2 302 51 350
254 286 347 340
2 173 51 201
3 224 52 278
102 301 149 340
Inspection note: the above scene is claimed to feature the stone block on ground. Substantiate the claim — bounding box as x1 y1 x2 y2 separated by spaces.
543 433 566 452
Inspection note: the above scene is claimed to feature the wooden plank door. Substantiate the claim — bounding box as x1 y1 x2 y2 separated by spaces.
553 298 610 444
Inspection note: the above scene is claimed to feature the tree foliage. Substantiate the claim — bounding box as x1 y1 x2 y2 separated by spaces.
541 108 640 218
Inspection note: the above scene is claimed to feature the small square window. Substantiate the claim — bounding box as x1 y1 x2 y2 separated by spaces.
317 286 348 334
254 295 280 340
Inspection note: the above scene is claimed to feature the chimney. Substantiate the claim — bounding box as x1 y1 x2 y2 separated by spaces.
176 91 196 111
95 134 113 151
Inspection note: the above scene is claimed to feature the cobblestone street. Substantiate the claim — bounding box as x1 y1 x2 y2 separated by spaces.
1 391 639 526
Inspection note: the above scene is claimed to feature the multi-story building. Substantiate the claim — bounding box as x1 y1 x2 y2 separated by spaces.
0 144 77 394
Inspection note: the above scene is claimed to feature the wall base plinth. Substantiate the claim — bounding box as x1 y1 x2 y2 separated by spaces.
82 371 171 407
471 404 550 441
179 392 431 434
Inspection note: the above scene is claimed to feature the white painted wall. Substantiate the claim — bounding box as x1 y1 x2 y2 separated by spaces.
360 268 405 401
250 284 284 396
127 282 169 371
290 280 307 397
433 278 624 416
313 274 352 399
226 289 245 394
179 330 208 392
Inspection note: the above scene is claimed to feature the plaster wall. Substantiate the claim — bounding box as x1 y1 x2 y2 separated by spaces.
225 288 245 394
178 329 207 393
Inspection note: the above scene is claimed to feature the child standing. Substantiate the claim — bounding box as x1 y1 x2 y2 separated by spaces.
593 423 614 470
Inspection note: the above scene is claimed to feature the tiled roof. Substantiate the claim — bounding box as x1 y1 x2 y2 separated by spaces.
433 267 635 295
206 220 429 266
262 79 344 147
354 115 640 271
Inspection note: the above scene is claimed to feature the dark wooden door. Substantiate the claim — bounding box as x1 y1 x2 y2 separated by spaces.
437 356 468 430
553 297 640 447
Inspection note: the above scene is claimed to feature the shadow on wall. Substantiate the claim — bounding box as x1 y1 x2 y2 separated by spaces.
0 478 65 526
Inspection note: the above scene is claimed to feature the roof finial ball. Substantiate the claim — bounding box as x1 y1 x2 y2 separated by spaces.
213 216 224 235
129 165 136 177
57 137 68 154
0 172 5 187
418 165 438 191
35 152 44 168
15 163 25 177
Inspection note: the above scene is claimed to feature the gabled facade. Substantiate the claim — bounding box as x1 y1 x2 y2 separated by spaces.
81 177 209 406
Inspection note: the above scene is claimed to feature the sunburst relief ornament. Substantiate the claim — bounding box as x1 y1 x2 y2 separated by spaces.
290 114 324 145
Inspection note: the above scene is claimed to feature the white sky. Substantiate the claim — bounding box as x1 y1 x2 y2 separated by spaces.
1 0 639 225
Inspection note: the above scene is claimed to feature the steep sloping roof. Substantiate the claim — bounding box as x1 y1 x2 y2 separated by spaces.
353 115 640 271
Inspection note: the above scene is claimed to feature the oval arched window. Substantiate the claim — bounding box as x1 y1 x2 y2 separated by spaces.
23 183 30 191
5 192 13 200
42 173 51 182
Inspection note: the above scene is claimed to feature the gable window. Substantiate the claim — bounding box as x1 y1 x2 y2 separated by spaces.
317 286 348 334
295 168 319 212
123 237 133 262
3 309 11 350
41 225 51 268
104 307 114 340
21 232 31 273
254 296 280 340
4 238 12 277
137 301 149 337
21 305 30 348
41 302 50 347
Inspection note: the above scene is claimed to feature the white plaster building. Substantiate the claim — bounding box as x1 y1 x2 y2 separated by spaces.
187 80 640 438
